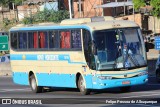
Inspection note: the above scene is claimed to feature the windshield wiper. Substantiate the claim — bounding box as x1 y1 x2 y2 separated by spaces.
128 54 140 67
125 50 140 67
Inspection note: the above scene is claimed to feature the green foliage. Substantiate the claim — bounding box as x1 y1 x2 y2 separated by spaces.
47 10 70 23
14 0 25 5
0 0 10 6
133 0 146 10
0 0 27 6
22 17 33 25
3 18 11 27
22 9 69 24
1 18 17 31
150 0 160 18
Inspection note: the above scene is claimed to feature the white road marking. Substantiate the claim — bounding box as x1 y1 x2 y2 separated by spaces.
120 93 160 98
131 91 160 94
0 97 12 98
0 76 12 78
134 104 160 107
0 88 30 93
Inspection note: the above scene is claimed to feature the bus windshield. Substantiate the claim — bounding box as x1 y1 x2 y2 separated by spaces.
93 28 147 70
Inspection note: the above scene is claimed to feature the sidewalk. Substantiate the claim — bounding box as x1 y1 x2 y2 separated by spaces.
0 63 12 76
147 49 159 76
147 49 159 60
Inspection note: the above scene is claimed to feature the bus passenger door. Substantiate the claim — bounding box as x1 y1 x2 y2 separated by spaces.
82 29 95 89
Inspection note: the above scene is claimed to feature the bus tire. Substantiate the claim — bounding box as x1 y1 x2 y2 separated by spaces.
120 86 131 92
30 75 42 93
78 75 90 95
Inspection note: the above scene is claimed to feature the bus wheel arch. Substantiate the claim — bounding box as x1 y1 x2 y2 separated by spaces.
76 73 81 88
76 72 90 95
29 71 43 93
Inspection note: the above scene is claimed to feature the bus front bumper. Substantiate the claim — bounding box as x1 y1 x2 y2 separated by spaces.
91 75 148 89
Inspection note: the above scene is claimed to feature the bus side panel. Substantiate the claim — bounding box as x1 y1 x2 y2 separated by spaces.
84 75 93 89
13 72 29 85
36 73 76 88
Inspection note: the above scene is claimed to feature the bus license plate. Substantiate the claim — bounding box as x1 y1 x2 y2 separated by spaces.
122 81 130 85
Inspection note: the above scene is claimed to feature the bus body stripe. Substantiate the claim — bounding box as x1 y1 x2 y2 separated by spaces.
10 54 86 64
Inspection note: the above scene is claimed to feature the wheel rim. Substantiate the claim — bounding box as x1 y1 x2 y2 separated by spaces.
80 78 85 92
31 78 36 90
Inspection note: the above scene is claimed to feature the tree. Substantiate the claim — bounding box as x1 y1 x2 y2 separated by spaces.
0 0 26 6
150 0 160 18
22 9 69 24
133 0 160 18
133 0 146 10
0 0 10 6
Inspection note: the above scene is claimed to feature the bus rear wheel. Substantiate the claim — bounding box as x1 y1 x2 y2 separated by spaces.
29 75 43 93
120 86 131 92
78 75 90 95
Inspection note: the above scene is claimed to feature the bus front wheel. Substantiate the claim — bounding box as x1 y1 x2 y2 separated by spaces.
78 75 90 95
30 75 43 93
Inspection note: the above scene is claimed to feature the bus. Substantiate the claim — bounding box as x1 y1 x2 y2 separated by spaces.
10 17 148 95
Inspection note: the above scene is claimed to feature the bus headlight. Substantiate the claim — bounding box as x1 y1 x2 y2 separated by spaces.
98 76 112 80
138 71 148 76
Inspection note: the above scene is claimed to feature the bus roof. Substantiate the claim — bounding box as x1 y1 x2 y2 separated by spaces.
10 17 139 32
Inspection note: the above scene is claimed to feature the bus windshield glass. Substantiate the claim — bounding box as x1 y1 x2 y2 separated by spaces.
93 28 147 70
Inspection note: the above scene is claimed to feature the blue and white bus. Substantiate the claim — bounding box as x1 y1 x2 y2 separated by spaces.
10 17 148 95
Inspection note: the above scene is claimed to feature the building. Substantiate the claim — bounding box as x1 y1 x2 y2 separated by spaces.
61 0 132 18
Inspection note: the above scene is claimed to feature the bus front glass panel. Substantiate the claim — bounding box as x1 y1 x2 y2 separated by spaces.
93 28 147 70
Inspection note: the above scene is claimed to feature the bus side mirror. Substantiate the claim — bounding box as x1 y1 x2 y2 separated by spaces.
145 42 149 52
91 41 97 55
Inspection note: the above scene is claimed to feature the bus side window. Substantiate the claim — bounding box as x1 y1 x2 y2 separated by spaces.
28 32 34 49
60 31 71 49
71 30 81 49
49 31 59 48
18 32 27 49
11 33 18 49
39 32 48 48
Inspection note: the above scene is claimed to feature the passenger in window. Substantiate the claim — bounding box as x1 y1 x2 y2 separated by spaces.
60 31 70 49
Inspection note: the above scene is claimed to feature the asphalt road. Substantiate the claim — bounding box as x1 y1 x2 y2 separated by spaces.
1 74 160 107
0 59 159 107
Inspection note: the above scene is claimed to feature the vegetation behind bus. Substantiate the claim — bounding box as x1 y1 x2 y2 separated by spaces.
133 0 160 18
0 9 69 31
22 9 69 25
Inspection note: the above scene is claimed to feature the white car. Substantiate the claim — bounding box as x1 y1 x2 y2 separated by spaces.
0 54 10 63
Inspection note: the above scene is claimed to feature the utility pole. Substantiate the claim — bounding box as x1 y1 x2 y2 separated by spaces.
78 0 81 17
124 0 126 16
68 0 72 19
12 3 17 22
